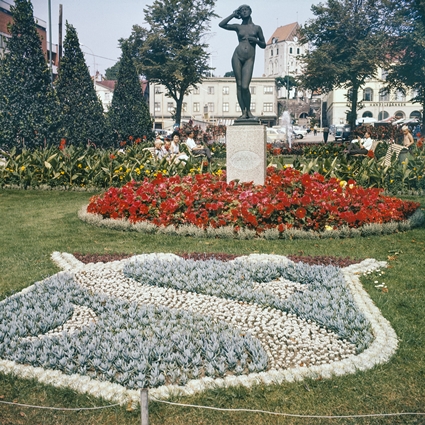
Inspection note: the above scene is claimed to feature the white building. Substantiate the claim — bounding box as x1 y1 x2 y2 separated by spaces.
324 68 422 126
150 77 278 131
263 22 307 99
94 80 116 112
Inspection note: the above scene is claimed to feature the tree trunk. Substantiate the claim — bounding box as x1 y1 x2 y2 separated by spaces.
349 84 359 130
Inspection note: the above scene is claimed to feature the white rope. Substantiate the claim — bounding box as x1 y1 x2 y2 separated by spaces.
150 398 425 419
0 400 120 411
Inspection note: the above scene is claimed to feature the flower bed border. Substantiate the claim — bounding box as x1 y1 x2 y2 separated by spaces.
0 252 396 406
78 204 424 240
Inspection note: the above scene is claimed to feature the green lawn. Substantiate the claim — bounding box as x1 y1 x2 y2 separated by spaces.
0 189 424 425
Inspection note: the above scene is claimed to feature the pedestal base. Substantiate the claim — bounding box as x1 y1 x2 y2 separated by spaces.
226 124 266 185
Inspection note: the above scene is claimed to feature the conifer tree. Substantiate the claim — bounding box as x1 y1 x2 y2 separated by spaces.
0 0 58 150
107 43 152 144
55 23 106 147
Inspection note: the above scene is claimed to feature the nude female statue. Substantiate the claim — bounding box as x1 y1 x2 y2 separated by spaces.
219 5 266 121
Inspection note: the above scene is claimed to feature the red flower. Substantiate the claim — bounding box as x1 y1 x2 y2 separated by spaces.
59 139 66 150
120 141 127 147
367 150 374 158
295 207 307 219
109 154 116 160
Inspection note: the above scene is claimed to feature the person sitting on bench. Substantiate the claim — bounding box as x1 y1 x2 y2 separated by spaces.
185 130 212 162
345 131 373 156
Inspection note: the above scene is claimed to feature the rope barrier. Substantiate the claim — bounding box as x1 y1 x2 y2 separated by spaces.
150 398 425 419
0 399 121 411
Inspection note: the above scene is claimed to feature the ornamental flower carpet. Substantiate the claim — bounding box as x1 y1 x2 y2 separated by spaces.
0 252 397 405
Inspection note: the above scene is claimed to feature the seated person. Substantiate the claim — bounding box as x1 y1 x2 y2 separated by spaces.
185 130 212 161
170 133 189 162
345 131 373 155
154 139 164 160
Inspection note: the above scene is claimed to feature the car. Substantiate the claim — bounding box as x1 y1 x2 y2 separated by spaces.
334 125 351 141
266 127 286 143
292 126 307 139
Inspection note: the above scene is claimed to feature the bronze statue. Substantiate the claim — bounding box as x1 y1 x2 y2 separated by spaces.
219 5 266 122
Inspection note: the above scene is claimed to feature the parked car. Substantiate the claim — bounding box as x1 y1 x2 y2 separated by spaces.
266 127 286 143
292 126 307 139
334 125 351 141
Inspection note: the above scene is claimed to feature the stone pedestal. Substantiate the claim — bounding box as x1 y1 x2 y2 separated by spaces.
226 124 266 185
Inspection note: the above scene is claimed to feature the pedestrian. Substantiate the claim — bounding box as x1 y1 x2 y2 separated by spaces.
314 125 318 136
323 126 329 143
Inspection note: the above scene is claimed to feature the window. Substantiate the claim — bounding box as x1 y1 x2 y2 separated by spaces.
207 86 214 95
193 87 200 95
236 103 241 112
222 102 229 112
362 111 373 118
394 110 405 119
363 88 373 102
269 61 273 75
289 47 293 54
154 101 160 112
193 102 200 112
222 86 229 95
105 92 110 101
182 102 187 112
379 89 389 101
276 48 279 55
410 110 422 120
264 86 273 94
250 86 256 95
270 49 273 56
250 102 256 112
167 102 174 112
263 102 273 112
208 102 214 112
154 86 162 94
297 48 300 54
378 111 389 120
395 90 405 101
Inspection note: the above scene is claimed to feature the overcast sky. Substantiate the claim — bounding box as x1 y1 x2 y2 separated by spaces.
29 0 320 78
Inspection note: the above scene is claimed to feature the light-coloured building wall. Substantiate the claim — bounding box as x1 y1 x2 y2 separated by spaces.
325 69 423 126
150 77 278 131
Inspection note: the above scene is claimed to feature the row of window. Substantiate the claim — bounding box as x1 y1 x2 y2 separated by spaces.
362 110 422 120
154 102 275 113
349 87 418 102
155 86 274 96
270 47 300 56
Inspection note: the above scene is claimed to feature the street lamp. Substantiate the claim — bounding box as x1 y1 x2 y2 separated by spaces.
152 84 162 131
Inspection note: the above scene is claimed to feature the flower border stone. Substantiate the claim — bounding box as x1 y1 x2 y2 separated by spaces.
0 253 396 406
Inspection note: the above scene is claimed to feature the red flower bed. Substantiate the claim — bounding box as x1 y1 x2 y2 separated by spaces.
87 168 420 233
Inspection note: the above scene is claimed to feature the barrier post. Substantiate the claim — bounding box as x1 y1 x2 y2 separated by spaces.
140 388 149 425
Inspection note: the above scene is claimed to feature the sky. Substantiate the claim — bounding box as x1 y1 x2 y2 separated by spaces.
29 0 320 78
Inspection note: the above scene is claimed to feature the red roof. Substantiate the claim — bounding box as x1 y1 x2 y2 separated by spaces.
96 80 116 90
267 22 300 45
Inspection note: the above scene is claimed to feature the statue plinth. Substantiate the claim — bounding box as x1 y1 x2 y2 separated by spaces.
226 124 266 185
233 117 261 126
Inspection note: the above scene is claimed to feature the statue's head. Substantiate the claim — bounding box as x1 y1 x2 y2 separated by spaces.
239 5 252 14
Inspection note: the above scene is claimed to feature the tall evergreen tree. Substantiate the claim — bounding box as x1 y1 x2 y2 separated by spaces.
55 23 106 147
299 0 390 129
0 0 58 150
107 43 152 144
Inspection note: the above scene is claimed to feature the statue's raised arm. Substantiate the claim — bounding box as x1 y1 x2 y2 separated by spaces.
219 5 265 122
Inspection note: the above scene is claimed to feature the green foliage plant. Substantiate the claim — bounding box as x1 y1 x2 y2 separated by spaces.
107 43 152 146
0 0 58 150
55 23 106 148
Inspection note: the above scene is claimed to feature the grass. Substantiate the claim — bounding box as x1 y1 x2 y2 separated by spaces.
0 188 424 425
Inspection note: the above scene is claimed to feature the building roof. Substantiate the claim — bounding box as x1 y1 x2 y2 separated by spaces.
96 80 116 90
267 22 299 45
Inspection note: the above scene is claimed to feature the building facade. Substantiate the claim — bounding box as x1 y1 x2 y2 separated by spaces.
149 77 278 131
324 68 423 126
0 0 47 58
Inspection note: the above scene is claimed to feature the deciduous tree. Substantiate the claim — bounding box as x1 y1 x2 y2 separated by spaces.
384 0 425 128
55 23 106 147
125 0 217 126
299 0 389 129
0 0 58 150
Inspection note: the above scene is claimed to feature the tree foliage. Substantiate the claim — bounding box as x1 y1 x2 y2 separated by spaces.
0 0 58 150
55 23 106 147
125 0 217 126
107 43 152 144
299 0 390 128
276 76 297 96
384 0 425 127
105 62 120 80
